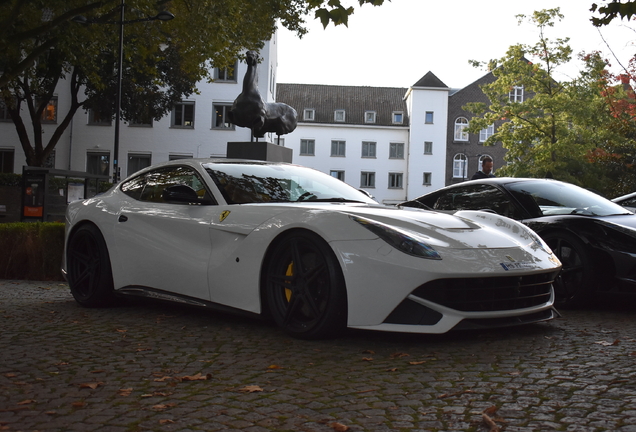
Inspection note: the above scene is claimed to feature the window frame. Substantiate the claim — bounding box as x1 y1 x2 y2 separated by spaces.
424 141 433 155
389 142 405 159
360 171 375 188
331 140 346 157
392 111 404 124
330 170 345 181
86 151 111 177
213 103 234 130
361 141 377 158
509 86 524 103
479 124 495 142
303 109 315 121
334 110 346 122
127 153 152 177
425 111 434 124
0 149 15 173
172 101 195 128
454 117 469 141
40 96 58 123
214 61 238 82
388 172 403 189
300 139 315 156
452 153 468 179
364 111 376 123
423 172 432 185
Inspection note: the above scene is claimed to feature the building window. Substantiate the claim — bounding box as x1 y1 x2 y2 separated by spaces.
330 170 345 181
127 153 151 176
331 140 346 157
423 172 432 185
393 111 404 124
172 101 195 128
300 139 315 156
389 142 404 159
215 61 237 82
0 149 15 173
40 97 57 123
453 153 468 178
454 117 469 141
365 111 376 123
361 141 376 158
424 141 433 154
303 109 315 121
129 107 153 127
361 171 375 188
425 111 434 124
510 86 524 102
479 124 495 142
334 110 345 122
388 173 403 189
0 100 12 122
213 104 234 129
87 107 112 125
86 152 110 176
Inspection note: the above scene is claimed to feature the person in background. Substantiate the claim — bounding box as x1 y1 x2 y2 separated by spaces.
471 156 495 180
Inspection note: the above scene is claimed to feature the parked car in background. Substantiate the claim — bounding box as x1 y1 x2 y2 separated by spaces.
612 191 636 213
400 178 636 305
63 160 561 339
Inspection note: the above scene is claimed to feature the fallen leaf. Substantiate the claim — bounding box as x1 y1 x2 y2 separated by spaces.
154 376 174 382
115 329 127 333
118 388 133 396
71 401 86 408
267 365 283 369
79 382 103 389
90 370 105 374
159 419 174 424
17 400 35 405
179 373 210 381
408 361 426 365
238 385 263 393
362 350 375 354
153 403 176 410
390 352 410 359
329 422 350 431
45 411 57 415
361 357 373 361
4 373 16 378
387 368 398 372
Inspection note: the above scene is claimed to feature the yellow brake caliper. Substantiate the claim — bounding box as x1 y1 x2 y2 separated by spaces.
285 262 293 302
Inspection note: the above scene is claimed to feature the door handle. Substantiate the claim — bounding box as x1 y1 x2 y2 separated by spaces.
118 214 128 222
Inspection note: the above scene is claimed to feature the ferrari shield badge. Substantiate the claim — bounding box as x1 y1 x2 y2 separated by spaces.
219 210 231 222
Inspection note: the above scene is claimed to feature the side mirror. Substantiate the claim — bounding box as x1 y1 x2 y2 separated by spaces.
162 184 201 204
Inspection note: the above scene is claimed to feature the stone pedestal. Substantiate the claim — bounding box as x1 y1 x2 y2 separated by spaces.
227 141 293 163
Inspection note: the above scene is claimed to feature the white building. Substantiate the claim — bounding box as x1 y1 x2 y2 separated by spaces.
276 72 449 204
1 36 451 204
0 39 280 179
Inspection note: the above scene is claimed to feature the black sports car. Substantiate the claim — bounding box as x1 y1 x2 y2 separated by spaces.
400 178 636 305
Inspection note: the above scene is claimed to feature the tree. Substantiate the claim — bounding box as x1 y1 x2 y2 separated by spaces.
0 0 386 167
591 0 636 26
464 9 611 189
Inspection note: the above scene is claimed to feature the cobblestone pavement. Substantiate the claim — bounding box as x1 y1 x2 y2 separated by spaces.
1 281 636 432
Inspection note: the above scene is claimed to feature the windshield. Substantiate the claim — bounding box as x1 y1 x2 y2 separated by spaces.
507 180 631 217
204 162 377 205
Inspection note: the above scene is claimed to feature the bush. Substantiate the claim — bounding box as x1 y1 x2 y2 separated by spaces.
0 222 65 281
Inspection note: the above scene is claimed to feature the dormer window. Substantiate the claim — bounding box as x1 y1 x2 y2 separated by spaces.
334 110 345 122
392 111 403 124
303 109 315 121
365 111 376 123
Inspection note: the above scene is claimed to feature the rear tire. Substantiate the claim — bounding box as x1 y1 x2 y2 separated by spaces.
67 224 116 307
264 231 347 339
542 231 593 306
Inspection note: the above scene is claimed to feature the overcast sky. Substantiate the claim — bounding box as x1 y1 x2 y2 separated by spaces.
276 0 636 89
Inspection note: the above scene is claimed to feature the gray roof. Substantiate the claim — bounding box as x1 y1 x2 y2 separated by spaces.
412 71 448 88
276 84 410 126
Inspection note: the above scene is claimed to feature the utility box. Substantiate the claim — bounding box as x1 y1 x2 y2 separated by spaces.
21 167 109 222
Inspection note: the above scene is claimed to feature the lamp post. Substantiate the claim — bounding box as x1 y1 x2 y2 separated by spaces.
74 1 174 182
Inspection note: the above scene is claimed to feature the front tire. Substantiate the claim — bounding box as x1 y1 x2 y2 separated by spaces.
264 231 347 339
66 224 116 307
542 231 593 306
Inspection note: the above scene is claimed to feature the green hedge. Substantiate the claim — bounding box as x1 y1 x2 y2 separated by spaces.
0 173 22 187
0 222 65 281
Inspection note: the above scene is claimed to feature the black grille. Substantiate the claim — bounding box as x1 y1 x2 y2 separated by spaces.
411 271 558 312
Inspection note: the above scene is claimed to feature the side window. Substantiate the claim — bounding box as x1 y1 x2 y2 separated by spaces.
433 185 521 219
122 166 215 205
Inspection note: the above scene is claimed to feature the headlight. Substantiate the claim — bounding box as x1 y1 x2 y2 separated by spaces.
350 216 441 260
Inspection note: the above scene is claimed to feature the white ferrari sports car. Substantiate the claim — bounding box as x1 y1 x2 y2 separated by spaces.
63 159 562 339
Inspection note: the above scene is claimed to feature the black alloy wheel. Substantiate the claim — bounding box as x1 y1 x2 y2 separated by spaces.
66 224 116 307
264 231 347 339
542 231 593 305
